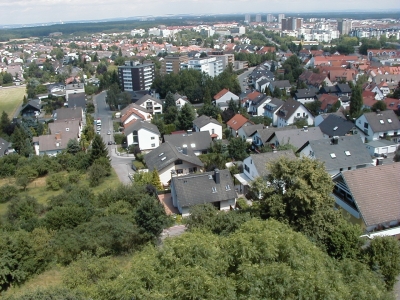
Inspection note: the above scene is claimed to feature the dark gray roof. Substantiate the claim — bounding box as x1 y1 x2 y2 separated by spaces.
250 150 297 177
304 135 372 172
251 95 270 108
54 107 82 121
361 110 400 133
67 92 86 109
319 85 338 94
171 169 236 208
0 137 9 157
135 94 162 106
164 131 212 154
124 120 160 136
273 127 324 149
144 141 204 172
271 80 291 88
336 83 352 94
21 100 41 111
276 99 303 121
295 89 317 99
256 125 297 144
263 98 284 113
193 115 221 129
318 114 355 137
241 124 264 137
257 79 270 87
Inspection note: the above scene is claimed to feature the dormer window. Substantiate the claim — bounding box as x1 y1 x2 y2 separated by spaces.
212 187 217 193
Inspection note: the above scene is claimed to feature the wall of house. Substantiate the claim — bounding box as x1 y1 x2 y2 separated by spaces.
138 128 159 151
123 114 142 125
264 109 278 126
220 198 236 211
296 97 315 104
237 127 253 142
200 123 222 140
277 106 314 128
159 161 201 185
365 144 397 156
216 92 239 105
39 149 62 157
243 156 259 181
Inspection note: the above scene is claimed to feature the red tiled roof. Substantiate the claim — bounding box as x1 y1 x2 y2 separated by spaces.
213 88 229 100
319 94 339 110
123 119 137 129
383 98 400 111
227 114 249 131
362 91 378 107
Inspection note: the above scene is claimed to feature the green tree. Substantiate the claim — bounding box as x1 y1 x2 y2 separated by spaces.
89 134 109 165
164 105 178 125
0 111 11 134
88 161 108 187
227 137 249 161
272 86 282 98
364 237 400 290
177 103 195 130
371 101 387 112
66 138 81 154
164 91 176 111
135 195 167 241
349 84 363 119
151 168 163 190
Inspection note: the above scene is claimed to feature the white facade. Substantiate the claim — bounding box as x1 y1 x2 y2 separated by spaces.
181 57 223 78
138 99 163 115
356 114 399 141
365 141 398 156
214 91 239 109
158 161 201 186
250 98 271 116
276 106 314 128
175 97 191 110
243 156 260 181
193 122 222 140
126 127 160 151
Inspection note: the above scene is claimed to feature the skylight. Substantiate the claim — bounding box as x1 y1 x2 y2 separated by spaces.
212 187 217 193
330 153 336 159
333 126 338 131
225 185 231 191
161 157 166 161
190 143 195 148
158 152 164 157
208 175 213 180
388 119 392 123
379 120 384 124
344 151 351 156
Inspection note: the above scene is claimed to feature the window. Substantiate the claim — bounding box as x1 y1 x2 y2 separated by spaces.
151 136 155 140
364 123 368 129
189 167 197 173
225 185 231 191
340 168 343 171
379 120 384 124
151 143 155 147
348 167 351 170
388 118 392 123
212 128 215 134
175 159 183 165
297 112 300 117
212 187 217 193
244 164 250 172
176 169 183 174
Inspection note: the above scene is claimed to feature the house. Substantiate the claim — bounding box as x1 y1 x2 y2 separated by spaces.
336 83 352 97
49 119 81 138
53 107 83 122
383 98 400 113
66 92 86 109
275 99 314 128
314 111 346 127
20 100 41 117
318 114 358 138
143 141 204 185
317 94 339 113
164 131 212 156
213 88 239 110
355 110 400 142
252 126 297 149
125 120 160 151
121 106 149 126
237 124 264 142
235 150 296 195
171 169 236 216
298 70 333 89
227 114 252 137
0 137 10 157
134 94 163 115
65 83 85 101
248 95 272 116
268 80 291 95
192 115 222 140
365 139 398 157
255 78 270 93
298 135 373 176
268 126 324 150
173 93 191 110
241 90 262 112
294 89 317 104
263 98 284 127
332 163 400 237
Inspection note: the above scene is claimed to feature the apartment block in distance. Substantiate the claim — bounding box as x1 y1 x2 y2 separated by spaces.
160 54 188 76
338 19 352 35
208 51 234 70
181 57 223 78
118 61 155 92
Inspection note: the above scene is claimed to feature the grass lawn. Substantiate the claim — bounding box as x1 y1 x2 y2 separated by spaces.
0 169 121 217
0 86 26 117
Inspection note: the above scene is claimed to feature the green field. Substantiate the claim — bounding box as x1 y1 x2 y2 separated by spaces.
0 86 26 118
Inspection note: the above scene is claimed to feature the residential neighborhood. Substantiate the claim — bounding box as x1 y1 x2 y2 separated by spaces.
0 10 400 299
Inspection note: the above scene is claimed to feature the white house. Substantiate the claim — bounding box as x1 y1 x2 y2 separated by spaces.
213 88 239 110
237 124 264 143
263 98 284 126
365 139 398 157
173 93 191 110
134 94 163 115
125 120 160 151
65 83 85 101
355 110 400 142
275 99 314 128
192 115 222 140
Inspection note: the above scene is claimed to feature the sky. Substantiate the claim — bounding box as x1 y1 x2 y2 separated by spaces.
0 0 399 26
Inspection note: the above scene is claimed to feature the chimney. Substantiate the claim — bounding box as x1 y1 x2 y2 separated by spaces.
214 168 220 184
303 126 308 132
331 136 339 145
182 144 187 155
187 129 192 135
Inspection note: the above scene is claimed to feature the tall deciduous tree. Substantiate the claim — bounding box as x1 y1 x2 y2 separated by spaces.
227 137 249 161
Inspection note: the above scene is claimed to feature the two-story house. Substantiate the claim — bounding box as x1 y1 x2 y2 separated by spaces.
173 93 191 110
227 114 252 137
318 114 360 139
297 135 373 176
213 88 239 111
125 120 160 151
192 115 222 140
294 89 317 104
164 131 212 156
252 126 297 150
237 124 264 143
355 110 400 142
332 163 400 238
263 98 284 126
268 80 291 95
275 99 314 128
268 126 324 150
134 94 163 115
171 169 236 216
144 141 204 185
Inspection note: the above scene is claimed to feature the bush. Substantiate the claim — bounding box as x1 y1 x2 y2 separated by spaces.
236 198 249 209
88 162 108 187
113 133 126 145
46 173 67 191
0 184 19 203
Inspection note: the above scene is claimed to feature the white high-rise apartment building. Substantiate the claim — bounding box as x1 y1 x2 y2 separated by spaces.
278 14 285 23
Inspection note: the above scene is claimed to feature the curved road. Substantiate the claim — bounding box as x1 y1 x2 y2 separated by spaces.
94 91 133 185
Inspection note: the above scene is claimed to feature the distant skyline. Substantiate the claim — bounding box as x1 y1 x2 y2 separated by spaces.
0 0 399 26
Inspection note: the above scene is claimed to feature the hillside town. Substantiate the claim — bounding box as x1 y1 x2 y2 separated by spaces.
0 12 400 299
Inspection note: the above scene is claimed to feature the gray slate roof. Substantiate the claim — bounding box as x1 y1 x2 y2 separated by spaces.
256 125 297 144
164 131 212 154
305 135 372 172
318 114 355 137
336 83 352 94
361 110 400 133
241 124 264 137
193 115 221 129
295 89 317 99
21 100 41 111
263 98 284 113
135 94 162 106
124 120 160 136
341 163 400 227
144 141 204 172
54 107 82 121
277 99 304 121
171 169 236 208
251 150 297 177
271 80 291 88
67 92 86 108
272 127 324 149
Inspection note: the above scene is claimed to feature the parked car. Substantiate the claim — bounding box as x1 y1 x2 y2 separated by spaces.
107 130 111 135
